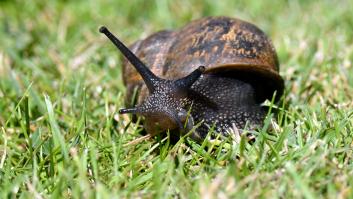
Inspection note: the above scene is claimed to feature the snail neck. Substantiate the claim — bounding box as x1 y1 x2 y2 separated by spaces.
188 74 266 138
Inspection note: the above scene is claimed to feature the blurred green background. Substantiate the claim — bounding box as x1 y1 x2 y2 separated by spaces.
0 0 352 198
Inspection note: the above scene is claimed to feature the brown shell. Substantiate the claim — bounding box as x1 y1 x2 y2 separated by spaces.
122 16 284 104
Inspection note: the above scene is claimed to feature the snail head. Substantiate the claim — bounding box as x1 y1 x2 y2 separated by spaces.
99 26 204 136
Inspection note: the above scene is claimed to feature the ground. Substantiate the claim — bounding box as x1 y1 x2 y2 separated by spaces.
0 0 352 198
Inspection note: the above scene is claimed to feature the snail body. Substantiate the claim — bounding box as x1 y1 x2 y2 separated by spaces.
100 16 284 141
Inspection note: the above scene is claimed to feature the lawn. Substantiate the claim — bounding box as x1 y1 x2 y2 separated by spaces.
0 0 352 198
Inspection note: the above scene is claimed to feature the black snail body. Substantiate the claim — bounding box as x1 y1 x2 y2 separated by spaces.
99 16 284 142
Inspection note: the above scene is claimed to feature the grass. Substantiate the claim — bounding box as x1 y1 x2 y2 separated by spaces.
0 0 353 198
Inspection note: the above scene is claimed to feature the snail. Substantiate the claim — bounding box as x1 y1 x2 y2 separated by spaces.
99 16 284 142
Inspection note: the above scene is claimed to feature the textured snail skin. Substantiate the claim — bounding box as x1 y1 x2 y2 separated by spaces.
187 74 266 139
104 16 284 141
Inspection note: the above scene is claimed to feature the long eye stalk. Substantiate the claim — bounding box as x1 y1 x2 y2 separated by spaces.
99 26 159 92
